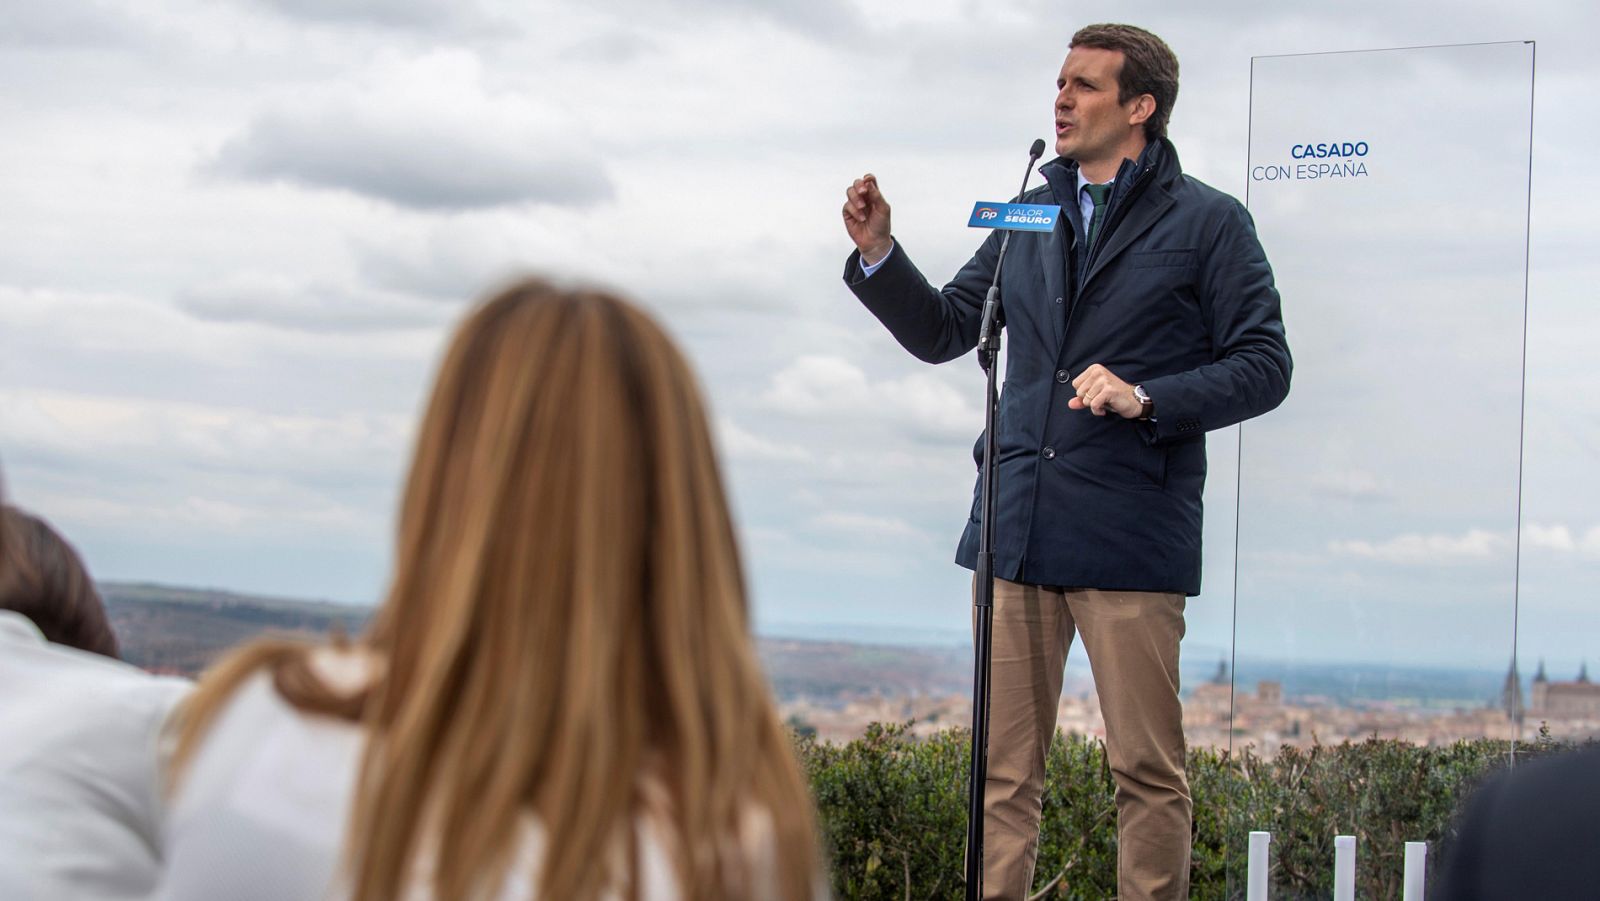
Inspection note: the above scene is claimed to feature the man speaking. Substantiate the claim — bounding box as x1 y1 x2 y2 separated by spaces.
840 24 1291 901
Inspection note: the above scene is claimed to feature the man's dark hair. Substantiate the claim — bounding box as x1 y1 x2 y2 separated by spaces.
0 506 120 658
1070 23 1180 141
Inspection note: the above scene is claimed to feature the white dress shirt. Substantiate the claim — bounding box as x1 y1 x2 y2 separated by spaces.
1076 170 1115 239
0 610 191 900
159 649 795 900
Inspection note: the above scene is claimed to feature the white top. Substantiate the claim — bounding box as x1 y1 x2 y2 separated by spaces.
159 649 795 900
0 610 191 900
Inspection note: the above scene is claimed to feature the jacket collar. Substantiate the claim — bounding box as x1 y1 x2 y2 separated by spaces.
1040 138 1181 287
1040 137 1180 202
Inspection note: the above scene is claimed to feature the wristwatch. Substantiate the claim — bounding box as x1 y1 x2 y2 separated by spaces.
1133 385 1154 421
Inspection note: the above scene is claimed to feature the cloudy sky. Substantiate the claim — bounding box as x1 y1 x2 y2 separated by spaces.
2 0 1596 676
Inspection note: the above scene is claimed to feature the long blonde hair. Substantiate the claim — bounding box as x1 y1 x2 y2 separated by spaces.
171 280 821 901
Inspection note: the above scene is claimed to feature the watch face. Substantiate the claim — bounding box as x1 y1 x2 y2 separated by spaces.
1134 385 1150 402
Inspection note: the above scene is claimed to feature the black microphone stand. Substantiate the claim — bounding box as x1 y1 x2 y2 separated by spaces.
965 138 1046 901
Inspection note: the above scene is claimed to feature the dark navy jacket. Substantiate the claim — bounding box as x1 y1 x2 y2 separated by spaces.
843 139 1291 595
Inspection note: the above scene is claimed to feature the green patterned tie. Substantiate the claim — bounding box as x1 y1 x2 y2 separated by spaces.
1084 182 1113 248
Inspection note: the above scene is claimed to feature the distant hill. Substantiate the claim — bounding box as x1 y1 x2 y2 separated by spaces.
99 582 1505 709
102 582 370 676
99 582 973 699
759 638 971 702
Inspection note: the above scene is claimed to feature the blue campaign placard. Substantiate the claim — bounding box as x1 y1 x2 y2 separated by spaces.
968 201 1062 232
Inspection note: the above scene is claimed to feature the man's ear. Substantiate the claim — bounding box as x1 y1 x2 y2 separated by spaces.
1127 94 1156 128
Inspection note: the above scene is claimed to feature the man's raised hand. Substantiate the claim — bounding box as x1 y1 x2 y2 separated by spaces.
843 174 893 265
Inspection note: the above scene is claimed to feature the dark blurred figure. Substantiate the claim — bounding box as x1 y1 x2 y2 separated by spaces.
1438 745 1600 900
0 502 190 899
0 506 120 656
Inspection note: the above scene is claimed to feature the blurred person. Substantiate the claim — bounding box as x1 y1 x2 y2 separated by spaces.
160 280 825 901
0 504 192 899
1 505 120 656
1437 744 1600 900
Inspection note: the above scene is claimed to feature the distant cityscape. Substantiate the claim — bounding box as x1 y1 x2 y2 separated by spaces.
781 659 1600 750
104 582 1599 752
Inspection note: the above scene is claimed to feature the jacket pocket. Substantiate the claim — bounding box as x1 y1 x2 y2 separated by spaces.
1059 427 1168 491
1129 248 1198 269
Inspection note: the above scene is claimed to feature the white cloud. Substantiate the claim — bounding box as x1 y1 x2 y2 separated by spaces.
880 373 978 441
585 0 862 39
29 490 365 535
0 285 440 392
353 220 535 301
208 50 613 211
0 286 236 363
1329 529 1508 564
1523 523 1575 552
0 388 409 487
757 355 978 441
176 271 456 333
717 418 812 464
807 511 928 542
245 0 499 32
1524 524 1600 557
1310 468 1388 502
1329 524 1600 564
0 385 406 575
759 355 870 415
0 0 148 47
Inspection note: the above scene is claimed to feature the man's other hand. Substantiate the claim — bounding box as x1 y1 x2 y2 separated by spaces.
1068 364 1141 418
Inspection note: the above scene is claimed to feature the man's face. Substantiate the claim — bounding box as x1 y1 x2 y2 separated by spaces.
1054 46 1141 164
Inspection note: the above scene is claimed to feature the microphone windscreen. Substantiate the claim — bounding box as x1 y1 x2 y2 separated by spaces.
1029 138 1047 159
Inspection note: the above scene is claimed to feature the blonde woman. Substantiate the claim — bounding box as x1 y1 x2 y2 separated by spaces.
160 280 824 901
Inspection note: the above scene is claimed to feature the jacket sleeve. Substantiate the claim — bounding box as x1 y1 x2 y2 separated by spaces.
1138 199 1292 442
841 233 1004 365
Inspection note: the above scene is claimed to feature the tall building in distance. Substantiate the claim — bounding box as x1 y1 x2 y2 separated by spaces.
1501 658 1524 727
1530 660 1600 719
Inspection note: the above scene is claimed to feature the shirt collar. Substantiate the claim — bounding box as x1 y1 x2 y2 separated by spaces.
0 609 47 646
1076 169 1115 196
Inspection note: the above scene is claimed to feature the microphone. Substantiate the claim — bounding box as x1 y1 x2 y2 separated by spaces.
976 139 1049 368
963 137 1050 899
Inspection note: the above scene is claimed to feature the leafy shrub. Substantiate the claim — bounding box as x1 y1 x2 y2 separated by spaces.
800 723 968 900
796 726 1574 900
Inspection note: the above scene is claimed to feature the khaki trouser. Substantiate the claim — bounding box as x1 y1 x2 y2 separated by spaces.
978 579 1191 901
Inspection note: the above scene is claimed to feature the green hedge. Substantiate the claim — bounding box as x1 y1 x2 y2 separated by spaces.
798 723 1569 900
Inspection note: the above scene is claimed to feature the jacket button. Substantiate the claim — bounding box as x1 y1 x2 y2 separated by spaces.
1055 369 1070 383
1042 446 1056 460
1054 296 1064 304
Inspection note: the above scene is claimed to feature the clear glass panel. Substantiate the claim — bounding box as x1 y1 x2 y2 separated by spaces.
1229 41 1535 896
